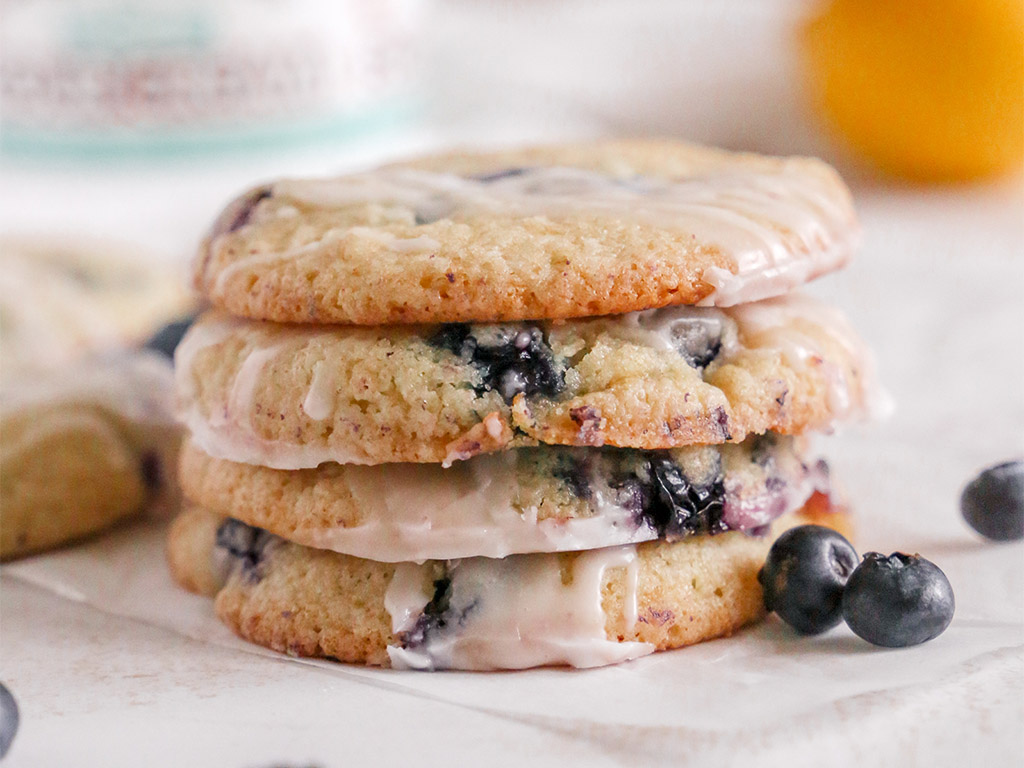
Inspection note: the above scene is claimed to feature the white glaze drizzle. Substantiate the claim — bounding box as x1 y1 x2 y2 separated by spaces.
726 294 893 423
585 304 740 357
301 360 335 421
212 164 857 307
293 438 819 562
174 315 365 468
303 451 652 562
385 545 653 671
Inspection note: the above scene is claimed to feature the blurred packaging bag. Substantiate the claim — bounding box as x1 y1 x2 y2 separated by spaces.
0 0 422 159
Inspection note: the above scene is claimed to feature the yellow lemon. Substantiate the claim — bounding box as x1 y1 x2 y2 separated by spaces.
802 0 1024 182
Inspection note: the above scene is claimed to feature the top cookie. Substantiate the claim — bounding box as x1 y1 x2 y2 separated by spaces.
194 140 858 325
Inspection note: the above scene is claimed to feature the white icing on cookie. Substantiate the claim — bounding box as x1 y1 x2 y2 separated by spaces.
210 163 856 307
385 545 653 670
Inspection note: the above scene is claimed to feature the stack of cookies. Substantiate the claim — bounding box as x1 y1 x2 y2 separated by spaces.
167 141 882 670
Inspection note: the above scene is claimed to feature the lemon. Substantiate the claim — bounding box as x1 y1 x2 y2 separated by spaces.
802 0 1024 182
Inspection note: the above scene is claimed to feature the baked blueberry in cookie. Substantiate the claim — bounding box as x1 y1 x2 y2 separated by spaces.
429 323 565 402
215 519 277 583
394 573 477 652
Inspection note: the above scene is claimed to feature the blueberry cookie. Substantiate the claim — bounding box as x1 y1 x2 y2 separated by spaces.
178 434 830 561
167 494 851 670
0 353 180 560
0 234 193 377
176 294 882 468
194 140 857 325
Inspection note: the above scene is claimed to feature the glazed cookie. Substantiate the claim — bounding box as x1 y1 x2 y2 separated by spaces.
176 293 882 468
168 495 851 670
178 434 830 561
194 140 858 325
0 353 180 560
0 235 193 376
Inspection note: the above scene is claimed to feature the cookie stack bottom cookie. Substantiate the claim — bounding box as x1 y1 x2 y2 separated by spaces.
169 491 849 669
168 428 852 669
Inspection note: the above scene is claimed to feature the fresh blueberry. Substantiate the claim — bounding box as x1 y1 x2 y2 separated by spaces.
960 460 1024 541
215 519 277 584
647 457 727 539
428 323 565 402
758 525 858 634
842 552 955 647
144 314 197 359
0 682 18 759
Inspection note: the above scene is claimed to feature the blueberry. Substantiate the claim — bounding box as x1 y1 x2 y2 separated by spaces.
428 323 565 403
0 683 18 759
215 519 277 584
960 460 1024 541
139 450 162 490
553 454 593 500
647 457 726 539
842 552 955 647
758 525 858 634
472 167 530 183
144 314 197 359
671 317 723 369
222 186 272 235
398 574 475 650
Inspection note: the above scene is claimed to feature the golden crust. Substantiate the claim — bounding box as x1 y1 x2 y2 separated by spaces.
167 501 852 668
194 140 855 325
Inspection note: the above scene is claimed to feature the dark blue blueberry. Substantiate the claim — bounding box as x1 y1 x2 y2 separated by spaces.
960 460 1024 541
842 552 955 647
553 455 593 500
398 574 475 650
428 324 565 403
647 457 726 539
609 474 654 520
215 519 277 584
757 525 858 635
143 314 197 359
0 682 18 759
670 317 723 370
472 167 531 183
749 434 779 467
139 450 162 490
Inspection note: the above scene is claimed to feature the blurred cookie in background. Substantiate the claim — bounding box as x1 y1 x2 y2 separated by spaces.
0 235 194 560
1 235 194 375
